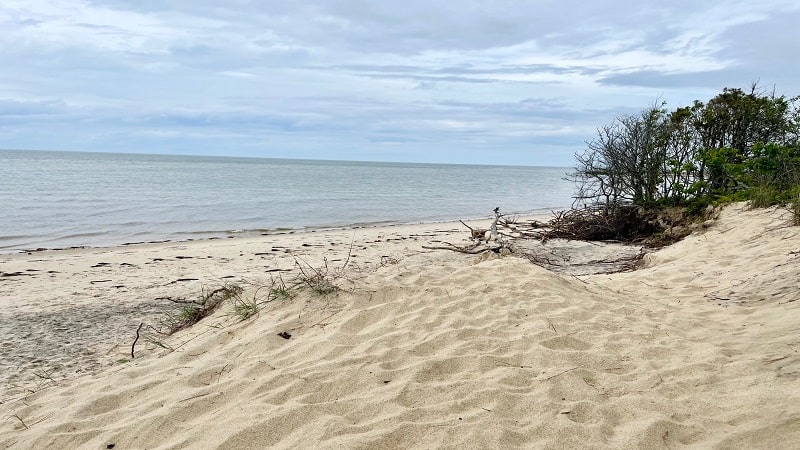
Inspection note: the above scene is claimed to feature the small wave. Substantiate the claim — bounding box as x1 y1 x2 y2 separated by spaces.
59 231 108 239
0 234 37 242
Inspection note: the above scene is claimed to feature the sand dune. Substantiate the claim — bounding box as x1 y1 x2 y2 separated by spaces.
1 205 799 449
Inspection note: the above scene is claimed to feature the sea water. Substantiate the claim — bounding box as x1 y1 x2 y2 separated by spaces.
0 150 575 252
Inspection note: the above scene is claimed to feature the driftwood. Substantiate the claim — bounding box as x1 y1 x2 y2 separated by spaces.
425 207 659 275
422 242 502 254
423 208 513 255
459 220 487 241
131 322 144 359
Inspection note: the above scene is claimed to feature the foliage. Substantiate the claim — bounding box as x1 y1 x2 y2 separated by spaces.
573 84 800 221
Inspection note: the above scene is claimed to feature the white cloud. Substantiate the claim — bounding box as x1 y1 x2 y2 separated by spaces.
0 0 185 52
219 71 256 79
1 1 799 164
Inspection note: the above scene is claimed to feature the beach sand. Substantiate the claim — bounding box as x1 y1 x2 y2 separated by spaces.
1 204 799 449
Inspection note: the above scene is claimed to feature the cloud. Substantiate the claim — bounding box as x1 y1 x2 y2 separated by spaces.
0 98 66 116
1 1 799 165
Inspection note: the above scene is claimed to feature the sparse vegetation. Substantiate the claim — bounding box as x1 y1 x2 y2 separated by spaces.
228 276 293 321
130 253 353 360
230 289 261 320
792 191 800 225
133 274 300 358
267 274 292 301
161 282 244 334
294 257 344 294
293 244 353 294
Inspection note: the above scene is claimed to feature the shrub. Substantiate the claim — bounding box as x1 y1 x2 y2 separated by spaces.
572 85 800 221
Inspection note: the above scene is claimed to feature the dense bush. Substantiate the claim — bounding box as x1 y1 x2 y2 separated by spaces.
573 85 800 218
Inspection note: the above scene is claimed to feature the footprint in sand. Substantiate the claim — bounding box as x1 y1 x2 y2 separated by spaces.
560 401 600 424
539 335 592 351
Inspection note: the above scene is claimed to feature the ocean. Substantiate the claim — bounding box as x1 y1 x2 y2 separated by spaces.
0 150 575 253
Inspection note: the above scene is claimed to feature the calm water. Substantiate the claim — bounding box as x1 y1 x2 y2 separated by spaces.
0 150 574 252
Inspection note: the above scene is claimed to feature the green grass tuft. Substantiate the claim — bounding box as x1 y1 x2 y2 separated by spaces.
163 282 244 333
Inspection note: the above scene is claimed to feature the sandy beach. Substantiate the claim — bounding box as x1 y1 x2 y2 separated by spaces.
1 204 799 449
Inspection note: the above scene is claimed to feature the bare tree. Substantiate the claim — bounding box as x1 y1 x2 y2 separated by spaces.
572 104 669 210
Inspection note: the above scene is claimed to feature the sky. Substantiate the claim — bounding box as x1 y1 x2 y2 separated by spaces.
1 1 799 166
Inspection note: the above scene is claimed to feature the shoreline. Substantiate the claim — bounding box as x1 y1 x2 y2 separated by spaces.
1 209 562 256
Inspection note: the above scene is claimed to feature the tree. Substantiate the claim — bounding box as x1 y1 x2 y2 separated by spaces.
692 85 798 195
572 85 800 210
573 104 669 210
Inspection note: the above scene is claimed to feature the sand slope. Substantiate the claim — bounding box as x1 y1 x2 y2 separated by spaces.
1 205 799 449
0 222 467 396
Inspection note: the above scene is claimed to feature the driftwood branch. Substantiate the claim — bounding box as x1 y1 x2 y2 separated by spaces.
131 322 144 359
424 208 514 255
460 220 487 240
542 365 584 381
487 207 502 244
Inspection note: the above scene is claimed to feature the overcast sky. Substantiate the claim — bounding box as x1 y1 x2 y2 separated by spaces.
2 1 799 166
